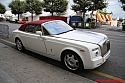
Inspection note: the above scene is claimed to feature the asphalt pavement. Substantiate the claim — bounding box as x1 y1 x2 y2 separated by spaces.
0 43 96 83
95 24 124 32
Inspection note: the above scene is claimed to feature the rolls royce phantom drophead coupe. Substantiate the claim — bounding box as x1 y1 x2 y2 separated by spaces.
13 20 110 72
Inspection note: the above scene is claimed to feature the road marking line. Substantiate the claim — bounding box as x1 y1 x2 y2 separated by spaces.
0 38 15 45
0 38 125 83
90 70 125 83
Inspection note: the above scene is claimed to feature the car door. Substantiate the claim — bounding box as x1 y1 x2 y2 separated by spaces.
24 24 46 54
42 26 64 57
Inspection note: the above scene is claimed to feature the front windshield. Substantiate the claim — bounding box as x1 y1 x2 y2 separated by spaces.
43 20 73 35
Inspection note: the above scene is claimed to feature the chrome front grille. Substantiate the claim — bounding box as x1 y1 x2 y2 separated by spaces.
101 40 110 57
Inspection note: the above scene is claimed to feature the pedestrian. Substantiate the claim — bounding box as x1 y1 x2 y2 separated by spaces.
117 20 120 27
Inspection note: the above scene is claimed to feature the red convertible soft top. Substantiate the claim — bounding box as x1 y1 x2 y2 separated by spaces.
19 19 54 31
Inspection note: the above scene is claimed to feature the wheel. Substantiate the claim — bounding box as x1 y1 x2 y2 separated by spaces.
15 39 24 51
62 51 83 72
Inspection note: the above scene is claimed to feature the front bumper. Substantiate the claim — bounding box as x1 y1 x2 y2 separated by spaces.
84 50 110 69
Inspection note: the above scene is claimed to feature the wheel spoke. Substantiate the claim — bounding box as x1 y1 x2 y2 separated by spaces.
64 53 79 70
16 40 23 51
73 60 78 67
66 54 70 59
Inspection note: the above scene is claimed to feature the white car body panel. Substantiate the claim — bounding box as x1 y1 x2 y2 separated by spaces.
24 33 46 53
54 30 105 44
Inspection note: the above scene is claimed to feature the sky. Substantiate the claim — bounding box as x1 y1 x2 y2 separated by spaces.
0 0 125 19
106 0 125 19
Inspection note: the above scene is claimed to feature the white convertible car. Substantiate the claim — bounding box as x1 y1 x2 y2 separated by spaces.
13 20 110 72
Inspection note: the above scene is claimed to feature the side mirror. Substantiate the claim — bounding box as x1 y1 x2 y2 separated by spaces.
36 31 42 36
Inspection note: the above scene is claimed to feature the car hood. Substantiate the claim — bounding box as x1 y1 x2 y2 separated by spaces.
54 30 106 44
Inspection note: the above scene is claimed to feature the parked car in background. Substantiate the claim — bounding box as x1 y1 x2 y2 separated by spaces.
17 18 26 24
13 20 110 72
10 18 18 23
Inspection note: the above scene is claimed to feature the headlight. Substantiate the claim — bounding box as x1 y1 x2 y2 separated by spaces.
92 48 100 58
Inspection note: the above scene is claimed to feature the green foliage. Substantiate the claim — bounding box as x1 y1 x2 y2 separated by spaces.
122 5 125 11
120 0 125 11
25 0 43 15
25 0 43 21
9 0 26 20
71 0 107 22
120 0 125 3
43 0 68 16
71 0 91 22
0 3 6 14
71 0 91 12
92 0 107 10
9 0 25 14
9 0 43 21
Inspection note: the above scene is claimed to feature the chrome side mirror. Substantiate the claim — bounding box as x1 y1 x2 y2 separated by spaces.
36 31 42 36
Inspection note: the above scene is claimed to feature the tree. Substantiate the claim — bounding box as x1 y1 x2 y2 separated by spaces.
120 0 125 11
120 0 125 3
25 0 43 21
9 0 26 20
88 0 107 23
71 0 107 22
43 0 68 16
88 0 107 12
0 3 6 14
71 0 92 22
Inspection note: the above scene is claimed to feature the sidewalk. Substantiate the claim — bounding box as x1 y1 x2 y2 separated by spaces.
0 43 96 83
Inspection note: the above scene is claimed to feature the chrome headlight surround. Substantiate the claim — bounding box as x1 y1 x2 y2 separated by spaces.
92 47 101 58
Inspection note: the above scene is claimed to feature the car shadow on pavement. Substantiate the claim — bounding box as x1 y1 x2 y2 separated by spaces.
22 49 66 70
20 49 102 81
20 49 89 73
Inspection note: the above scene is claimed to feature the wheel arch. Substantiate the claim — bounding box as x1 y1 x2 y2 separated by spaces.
60 49 84 68
15 37 21 43
15 36 25 51
14 36 24 45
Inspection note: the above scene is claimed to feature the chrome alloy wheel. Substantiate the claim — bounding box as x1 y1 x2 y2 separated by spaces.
16 39 23 51
64 54 79 71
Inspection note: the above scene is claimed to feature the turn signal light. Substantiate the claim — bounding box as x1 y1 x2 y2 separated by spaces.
80 50 85 52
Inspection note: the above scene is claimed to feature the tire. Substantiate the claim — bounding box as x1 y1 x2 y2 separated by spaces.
62 51 83 72
15 39 24 51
